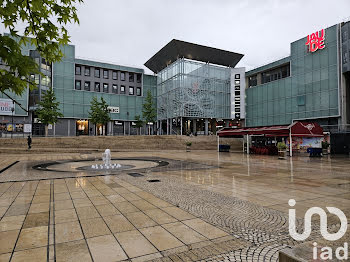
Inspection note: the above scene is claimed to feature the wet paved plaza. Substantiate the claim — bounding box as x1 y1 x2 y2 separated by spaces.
0 150 349 261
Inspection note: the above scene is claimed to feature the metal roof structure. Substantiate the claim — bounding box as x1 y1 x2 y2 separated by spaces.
144 39 244 73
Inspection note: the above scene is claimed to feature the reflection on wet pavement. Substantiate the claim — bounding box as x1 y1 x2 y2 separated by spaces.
0 150 349 261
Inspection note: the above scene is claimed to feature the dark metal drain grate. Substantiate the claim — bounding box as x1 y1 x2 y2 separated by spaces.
128 173 144 177
147 179 161 183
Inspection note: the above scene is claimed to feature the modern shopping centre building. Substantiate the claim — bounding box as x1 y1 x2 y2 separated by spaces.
0 38 245 136
244 21 350 152
1 20 349 142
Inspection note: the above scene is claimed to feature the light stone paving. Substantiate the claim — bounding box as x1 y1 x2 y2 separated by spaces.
0 175 238 261
0 150 349 261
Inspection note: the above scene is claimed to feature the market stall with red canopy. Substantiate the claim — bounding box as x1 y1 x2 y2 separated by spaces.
217 122 324 156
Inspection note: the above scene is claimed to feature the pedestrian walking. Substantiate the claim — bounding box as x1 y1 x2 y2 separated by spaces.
27 135 32 150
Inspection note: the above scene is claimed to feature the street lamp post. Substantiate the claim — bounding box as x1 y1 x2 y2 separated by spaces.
11 102 14 139
108 109 112 136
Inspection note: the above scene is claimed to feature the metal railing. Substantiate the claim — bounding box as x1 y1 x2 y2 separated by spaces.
320 124 350 133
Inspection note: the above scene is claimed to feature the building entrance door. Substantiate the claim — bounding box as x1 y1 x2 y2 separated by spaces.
113 121 124 135
76 120 89 136
32 123 45 136
96 124 106 136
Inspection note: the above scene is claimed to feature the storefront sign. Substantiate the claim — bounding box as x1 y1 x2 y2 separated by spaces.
305 29 325 52
0 98 14 116
108 106 120 113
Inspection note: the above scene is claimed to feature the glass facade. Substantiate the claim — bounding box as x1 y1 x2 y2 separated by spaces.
2 23 345 136
27 50 53 108
246 25 339 127
157 58 231 120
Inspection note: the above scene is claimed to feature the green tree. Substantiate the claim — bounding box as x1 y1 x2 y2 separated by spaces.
35 88 63 137
142 90 156 135
134 115 144 135
88 97 111 136
0 0 82 97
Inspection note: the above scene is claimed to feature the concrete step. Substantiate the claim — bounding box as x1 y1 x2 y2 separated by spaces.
0 135 243 153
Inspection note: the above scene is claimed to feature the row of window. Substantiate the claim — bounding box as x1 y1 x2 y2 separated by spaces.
262 64 290 84
248 64 291 87
75 65 141 83
41 58 52 72
75 80 141 95
29 74 51 87
233 74 241 119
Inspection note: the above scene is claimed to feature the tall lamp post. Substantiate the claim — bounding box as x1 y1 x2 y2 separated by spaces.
108 108 112 136
11 101 14 139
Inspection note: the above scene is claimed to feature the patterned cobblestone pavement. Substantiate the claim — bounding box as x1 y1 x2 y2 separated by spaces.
117 174 296 261
118 171 350 262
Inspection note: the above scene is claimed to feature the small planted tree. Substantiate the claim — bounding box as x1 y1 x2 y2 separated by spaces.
277 142 287 151
134 115 144 135
36 88 63 136
277 142 287 159
99 98 111 132
142 90 156 135
88 97 111 136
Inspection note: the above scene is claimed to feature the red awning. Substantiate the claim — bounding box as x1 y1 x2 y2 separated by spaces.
217 122 324 137
290 122 324 137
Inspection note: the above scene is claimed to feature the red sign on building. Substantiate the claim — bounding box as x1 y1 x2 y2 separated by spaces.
305 29 325 52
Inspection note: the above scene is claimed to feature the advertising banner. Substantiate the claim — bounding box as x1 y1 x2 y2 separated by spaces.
287 137 322 152
6 123 13 132
24 124 32 133
0 99 14 116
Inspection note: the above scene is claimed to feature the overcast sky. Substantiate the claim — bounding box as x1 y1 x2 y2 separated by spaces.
4 0 350 74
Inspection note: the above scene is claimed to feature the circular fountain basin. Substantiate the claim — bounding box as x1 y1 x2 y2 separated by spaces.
76 162 134 171
33 159 160 173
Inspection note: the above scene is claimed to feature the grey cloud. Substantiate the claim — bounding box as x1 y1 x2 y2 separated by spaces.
2 0 350 73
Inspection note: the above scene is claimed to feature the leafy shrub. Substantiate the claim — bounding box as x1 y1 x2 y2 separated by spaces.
277 142 287 150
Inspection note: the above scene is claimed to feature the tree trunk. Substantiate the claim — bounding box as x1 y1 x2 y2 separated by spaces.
45 125 48 137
